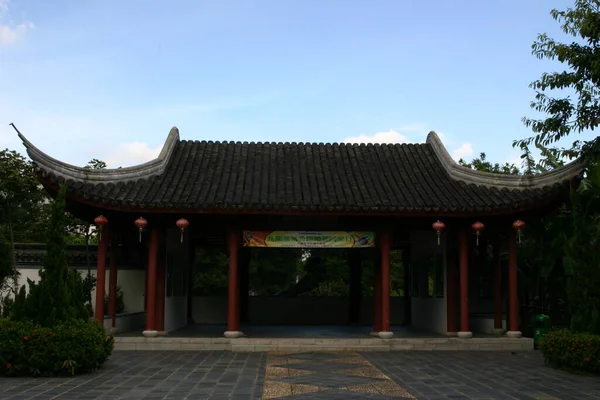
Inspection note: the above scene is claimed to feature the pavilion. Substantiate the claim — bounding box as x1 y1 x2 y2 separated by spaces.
18 127 584 341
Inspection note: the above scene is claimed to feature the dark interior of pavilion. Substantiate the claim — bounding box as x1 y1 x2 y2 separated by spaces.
188 247 407 327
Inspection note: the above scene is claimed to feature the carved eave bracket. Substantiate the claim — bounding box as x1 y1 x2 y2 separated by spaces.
426 131 586 189
19 127 180 184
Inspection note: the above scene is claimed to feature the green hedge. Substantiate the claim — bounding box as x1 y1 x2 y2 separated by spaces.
0 318 114 377
539 329 600 375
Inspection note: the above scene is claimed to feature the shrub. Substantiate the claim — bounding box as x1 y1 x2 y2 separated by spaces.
0 318 114 377
539 329 600 375
104 285 125 315
11 184 88 325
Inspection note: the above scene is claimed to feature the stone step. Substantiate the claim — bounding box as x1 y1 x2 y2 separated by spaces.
113 336 533 352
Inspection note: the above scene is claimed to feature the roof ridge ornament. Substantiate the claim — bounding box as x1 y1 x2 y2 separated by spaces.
15 125 180 184
425 131 585 189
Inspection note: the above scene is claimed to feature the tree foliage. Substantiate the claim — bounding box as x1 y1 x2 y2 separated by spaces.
564 161 600 333
518 0 600 160
0 149 46 244
459 153 520 175
12 185 88 326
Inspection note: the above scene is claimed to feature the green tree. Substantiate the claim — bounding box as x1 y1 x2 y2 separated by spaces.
517 0 600 161
12 185 88 326
459 152 520 175
85 159 107 169
564 161 600 333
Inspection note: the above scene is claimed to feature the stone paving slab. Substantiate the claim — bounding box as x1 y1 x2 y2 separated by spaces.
363 352 600 400
0 351 599 399
0 351 266 400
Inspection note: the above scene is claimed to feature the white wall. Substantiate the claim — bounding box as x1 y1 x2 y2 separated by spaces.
14 267 146 315
409 231 448 334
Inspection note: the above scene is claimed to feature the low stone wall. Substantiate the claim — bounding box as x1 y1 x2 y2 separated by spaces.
104 312 146 334
192 296 406 325
470 314 506 334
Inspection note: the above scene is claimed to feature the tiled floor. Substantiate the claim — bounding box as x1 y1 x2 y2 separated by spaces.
0 351 598 399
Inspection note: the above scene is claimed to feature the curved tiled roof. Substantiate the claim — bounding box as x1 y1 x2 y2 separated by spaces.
19 127 585 215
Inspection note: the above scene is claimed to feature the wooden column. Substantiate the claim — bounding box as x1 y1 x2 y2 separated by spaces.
348 249 362 325
446 248 458 334
143 230 159 336
108 242 118 329
225 230 242 337
507 232 522 337
458 228 472 338
155 246 166 333
492 234 504 334
95 229 108 325
379 231 393 338
372 251 382 335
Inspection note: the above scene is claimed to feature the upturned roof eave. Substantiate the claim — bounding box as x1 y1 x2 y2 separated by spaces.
426 131 586 189
19 127 180 183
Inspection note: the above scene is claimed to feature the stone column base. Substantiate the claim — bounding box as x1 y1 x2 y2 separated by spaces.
457 331 473 339
142 330 159 338
369 331 379 337
224 331 244 338
157 331 168 337
506 330 522 338
444 331 458 337
491 328 505 336
378 331 394 339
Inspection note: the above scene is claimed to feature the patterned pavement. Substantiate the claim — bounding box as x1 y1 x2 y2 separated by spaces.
0 351 598 399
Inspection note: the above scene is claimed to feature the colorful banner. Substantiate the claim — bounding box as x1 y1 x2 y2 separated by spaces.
242 231 375 248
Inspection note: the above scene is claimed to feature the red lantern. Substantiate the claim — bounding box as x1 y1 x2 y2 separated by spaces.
472 221 484 245
134 217 148 242
432 220 445 245
513 219 526 243
94 215 108 241
175 218 190 243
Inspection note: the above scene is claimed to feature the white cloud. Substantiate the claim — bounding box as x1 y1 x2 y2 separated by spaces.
0 1 34 45
342 123 437 145
452 143 473 161
103 142 162 168
342 129 411 144
0 22 33 45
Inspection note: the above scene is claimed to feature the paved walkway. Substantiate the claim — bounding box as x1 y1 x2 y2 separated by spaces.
0 351 598 399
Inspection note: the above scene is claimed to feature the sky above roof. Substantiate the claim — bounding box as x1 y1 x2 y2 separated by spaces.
0 0 593 168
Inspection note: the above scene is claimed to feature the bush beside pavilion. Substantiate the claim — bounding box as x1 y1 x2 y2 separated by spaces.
0 185 113 377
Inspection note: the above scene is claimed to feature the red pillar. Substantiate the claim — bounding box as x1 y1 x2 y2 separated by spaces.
144 230 159 336
225 230 242 337
493 235 503 333
155 247 166 333
108 243 118 329
446 248 458 334
379 232 393 337
507 232 521 337
458 228 472 338
372 258 382 334
95 229 108 325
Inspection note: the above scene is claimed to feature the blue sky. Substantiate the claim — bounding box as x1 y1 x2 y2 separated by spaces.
0 0 592 168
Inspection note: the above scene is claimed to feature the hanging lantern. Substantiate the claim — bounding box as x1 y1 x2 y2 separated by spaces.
513 219 526 244
432 220 446 245
134 217 148 242
175 218 190 243
94 215 108 241
472 221 484 245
